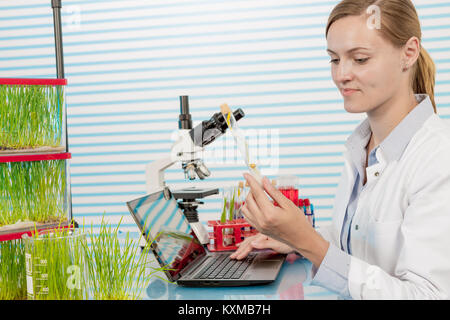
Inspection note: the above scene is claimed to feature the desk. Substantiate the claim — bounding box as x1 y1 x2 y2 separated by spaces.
144 253 338 300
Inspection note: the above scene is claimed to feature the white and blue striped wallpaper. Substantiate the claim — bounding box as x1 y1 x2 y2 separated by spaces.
1 0 450 235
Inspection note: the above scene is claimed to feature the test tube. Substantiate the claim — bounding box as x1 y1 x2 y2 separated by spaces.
298 198 304 217
275 175 299 206
223 187 234 246
304 198 313 227
220 187 228 223
221 103 263 185
242 181 251 232
236 181 244 219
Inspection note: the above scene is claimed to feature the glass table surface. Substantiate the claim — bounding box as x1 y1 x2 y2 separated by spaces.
144 252 338 300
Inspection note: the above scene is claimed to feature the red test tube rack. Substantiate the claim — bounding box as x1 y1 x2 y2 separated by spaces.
207 218 258 252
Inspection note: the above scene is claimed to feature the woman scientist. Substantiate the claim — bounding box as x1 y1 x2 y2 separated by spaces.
230 0 450 300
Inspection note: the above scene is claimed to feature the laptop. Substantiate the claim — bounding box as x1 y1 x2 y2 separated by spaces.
126 189 286 287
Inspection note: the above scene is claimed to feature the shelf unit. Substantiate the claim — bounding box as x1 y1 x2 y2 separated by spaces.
0 1 75 241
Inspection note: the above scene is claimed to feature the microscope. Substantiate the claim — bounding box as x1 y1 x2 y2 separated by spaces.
145 96 244 245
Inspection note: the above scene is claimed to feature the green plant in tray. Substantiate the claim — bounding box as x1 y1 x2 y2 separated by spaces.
0 239 26 300
0 84 64 150
0 159 67 226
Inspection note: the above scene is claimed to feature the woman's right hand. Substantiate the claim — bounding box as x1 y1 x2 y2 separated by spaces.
229 233 295 260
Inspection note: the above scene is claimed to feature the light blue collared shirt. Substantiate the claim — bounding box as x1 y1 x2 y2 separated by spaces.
310 94 435 299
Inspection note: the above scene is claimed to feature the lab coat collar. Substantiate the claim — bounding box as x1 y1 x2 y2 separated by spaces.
379 94 433 163
344 94 434 164
344 118 371 171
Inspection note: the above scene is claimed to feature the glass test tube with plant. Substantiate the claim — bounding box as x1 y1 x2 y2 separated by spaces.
220 187 237 247
235 181 245 219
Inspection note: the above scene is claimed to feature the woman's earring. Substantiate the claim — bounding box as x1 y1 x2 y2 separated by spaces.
402 62 409 72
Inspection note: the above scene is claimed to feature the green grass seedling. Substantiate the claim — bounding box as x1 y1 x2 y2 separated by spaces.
220 197 227 224
0 239 26 300
23 224 87 300
82 215 172 300
229 189 235 221
0 159 67 226
0 84 64 150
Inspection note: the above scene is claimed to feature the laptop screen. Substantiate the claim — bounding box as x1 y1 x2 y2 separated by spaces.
127 191 206 280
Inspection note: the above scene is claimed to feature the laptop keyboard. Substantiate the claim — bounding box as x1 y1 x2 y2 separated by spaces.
195 253 256 280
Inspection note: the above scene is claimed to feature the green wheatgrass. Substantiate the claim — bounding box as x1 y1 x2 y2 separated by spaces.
23 226 87 300
0 84 64 150
229 189 235 221
0 239 26 300
82 216 172 300
0 159 67 226
220 196 227 223
220 188 237 245
1 216 172 301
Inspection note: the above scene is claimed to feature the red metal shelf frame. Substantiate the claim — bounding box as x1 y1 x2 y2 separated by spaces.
0 152 71 163
0 221 76 242
0 78 67 86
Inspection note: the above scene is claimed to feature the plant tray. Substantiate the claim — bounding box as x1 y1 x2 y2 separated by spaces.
0 153 72 231
0 219 75 242
0 78 67 155
0 146 66 155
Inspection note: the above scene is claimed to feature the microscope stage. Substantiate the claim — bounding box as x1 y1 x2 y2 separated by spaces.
171 187 219 200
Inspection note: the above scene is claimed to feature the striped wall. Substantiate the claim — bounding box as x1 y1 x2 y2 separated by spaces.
1 0 450 236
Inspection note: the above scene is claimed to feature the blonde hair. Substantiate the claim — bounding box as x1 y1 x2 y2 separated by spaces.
326 0 437 112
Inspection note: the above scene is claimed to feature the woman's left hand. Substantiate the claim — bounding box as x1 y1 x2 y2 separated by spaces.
241 173 329 267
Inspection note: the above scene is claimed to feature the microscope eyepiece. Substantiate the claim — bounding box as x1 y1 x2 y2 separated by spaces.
179 95 193 129
189 108 245 147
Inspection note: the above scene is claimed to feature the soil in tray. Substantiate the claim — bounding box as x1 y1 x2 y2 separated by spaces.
0 217 68 233
0 146 66 154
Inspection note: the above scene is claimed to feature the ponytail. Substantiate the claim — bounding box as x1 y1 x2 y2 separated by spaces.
413 47 436 113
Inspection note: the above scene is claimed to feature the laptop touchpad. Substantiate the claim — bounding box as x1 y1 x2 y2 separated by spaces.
254 260 281 270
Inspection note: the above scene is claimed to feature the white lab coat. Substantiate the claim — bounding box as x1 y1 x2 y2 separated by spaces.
319 113 450 299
